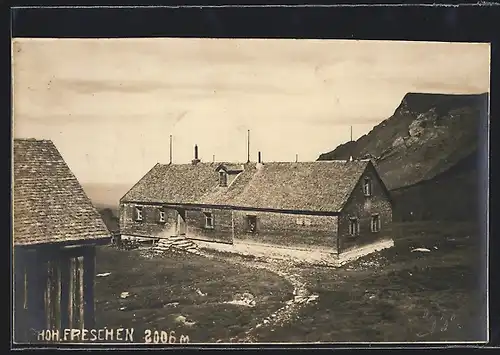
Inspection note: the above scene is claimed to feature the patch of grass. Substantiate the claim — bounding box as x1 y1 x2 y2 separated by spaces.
257 221 486 343
94 246 293 343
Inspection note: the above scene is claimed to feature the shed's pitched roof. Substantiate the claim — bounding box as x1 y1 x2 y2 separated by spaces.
121 160 373 213
13 139 110 246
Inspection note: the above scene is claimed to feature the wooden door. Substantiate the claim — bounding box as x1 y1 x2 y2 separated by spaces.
177 209 187 236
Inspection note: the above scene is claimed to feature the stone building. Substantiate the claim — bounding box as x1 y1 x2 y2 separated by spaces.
119 146 394 260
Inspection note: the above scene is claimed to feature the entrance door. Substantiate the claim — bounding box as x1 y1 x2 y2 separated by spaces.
176 209 187 236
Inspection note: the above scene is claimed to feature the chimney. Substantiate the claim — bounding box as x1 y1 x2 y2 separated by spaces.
192 144 201 165
295 154 298 163
258 151 262 163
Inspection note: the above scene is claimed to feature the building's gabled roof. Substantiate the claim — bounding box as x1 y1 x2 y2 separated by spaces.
13 139 110 246
121 159 375 213
121 162 221 205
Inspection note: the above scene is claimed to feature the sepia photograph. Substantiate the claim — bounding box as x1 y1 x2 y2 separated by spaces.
12 37 489 345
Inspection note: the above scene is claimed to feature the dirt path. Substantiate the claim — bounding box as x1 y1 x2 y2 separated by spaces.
144 243 323 343
205 252 319 343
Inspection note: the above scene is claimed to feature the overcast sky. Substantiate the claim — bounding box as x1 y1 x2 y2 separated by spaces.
12 38 490 185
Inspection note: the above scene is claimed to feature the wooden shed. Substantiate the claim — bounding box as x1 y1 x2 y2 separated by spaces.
13 139 111 343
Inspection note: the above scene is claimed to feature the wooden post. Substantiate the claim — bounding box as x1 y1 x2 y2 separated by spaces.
44 260 52 330
69 257 76 329
83 247 96 328
14 249 26 342
77 256 85 329
54 256 62 332
60 255 70 330
26 251 45 340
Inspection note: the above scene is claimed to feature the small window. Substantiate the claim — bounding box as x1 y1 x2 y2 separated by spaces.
349 217 359 236
159 209 166 223
204 212 214 229
246 215 257 233
371 214 380 232
135 206 143 221
363 177 372 197
219 171 228 187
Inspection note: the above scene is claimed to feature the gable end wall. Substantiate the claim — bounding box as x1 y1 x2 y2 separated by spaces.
338 164 393 253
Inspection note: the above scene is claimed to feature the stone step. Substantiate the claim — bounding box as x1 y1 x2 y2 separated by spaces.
157 243 173 248
155 247 171 251
158 239 174 243
172 242 193 248
168 236 186 241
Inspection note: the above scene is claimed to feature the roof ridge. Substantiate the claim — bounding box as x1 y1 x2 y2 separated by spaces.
14 138 54 142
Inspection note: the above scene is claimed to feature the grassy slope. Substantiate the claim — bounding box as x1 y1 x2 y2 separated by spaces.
255 222 486 343
391 151 479 221
94 247 294 343
94 221 486 343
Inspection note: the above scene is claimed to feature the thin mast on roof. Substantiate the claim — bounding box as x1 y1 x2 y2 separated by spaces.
169 135 173 164
247 129 250 163
349 126 354 161
296 154 298 163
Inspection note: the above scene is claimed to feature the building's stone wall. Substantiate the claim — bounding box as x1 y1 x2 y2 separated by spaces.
338 164 393 253
233 210 338 251
185 208 233 244
120 162 393 255
119 202 177 238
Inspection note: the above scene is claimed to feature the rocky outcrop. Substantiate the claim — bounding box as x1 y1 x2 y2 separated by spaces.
318 92 488 221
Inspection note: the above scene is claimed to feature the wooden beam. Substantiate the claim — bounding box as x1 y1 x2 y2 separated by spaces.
83 247 96 329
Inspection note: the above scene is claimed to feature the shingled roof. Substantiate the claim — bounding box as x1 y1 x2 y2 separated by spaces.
13 139 110 246
121 160 373 213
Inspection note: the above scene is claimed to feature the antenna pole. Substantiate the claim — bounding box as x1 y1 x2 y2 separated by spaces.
296 154 298 163
247 130 250 163
350 126 353 142
169 135 173 164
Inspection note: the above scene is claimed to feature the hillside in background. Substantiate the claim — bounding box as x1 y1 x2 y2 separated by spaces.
83 182 132 230
318 92 488 221
83 182 132 211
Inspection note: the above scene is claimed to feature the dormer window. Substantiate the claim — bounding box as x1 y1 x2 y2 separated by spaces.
135 206 143 221
363 177 372 197
219 171 228 187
